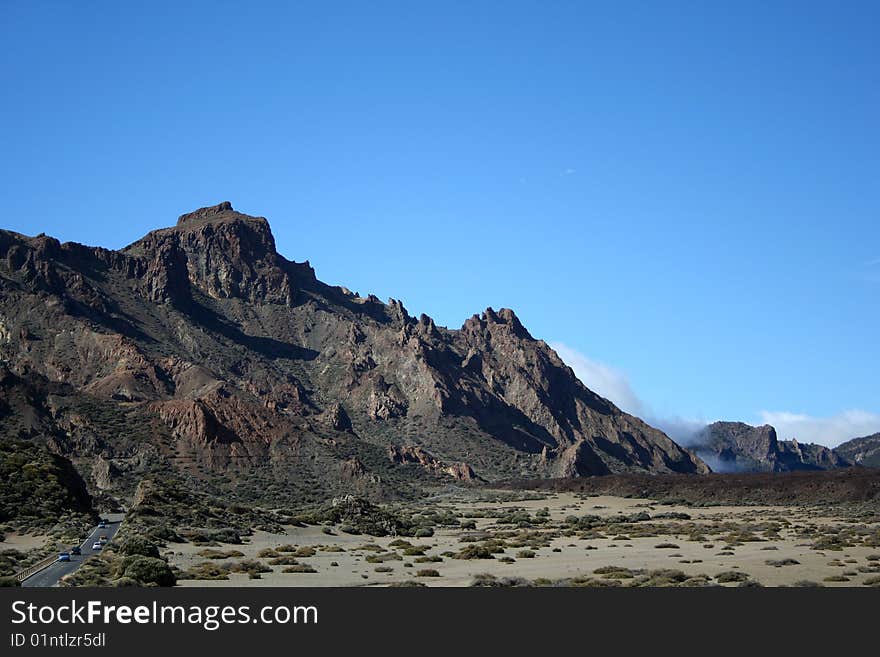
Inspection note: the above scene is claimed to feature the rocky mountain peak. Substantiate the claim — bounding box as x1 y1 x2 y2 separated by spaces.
176 201 236 225
123 203 313 306
171 202 277 256
461 307 532 340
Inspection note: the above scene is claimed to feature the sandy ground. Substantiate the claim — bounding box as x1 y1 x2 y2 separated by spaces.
0 532 50 552
172 493 880 587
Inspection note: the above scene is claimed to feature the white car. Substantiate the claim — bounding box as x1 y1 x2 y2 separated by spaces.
92 542 103 550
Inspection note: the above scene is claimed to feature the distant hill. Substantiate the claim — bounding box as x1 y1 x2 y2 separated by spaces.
835 433 880 468
689 421 850 472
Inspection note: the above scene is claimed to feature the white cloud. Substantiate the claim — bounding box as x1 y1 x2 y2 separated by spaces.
549 342 644 415
549 343 880 452
549 342 714 446
758 409 880 448
648 416 709 446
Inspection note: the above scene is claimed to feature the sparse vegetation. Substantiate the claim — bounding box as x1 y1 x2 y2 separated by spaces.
454 544 495 560
766 559 800 567
282 564 317 574
196 549 245 560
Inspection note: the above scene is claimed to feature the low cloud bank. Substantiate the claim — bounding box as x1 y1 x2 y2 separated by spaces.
549 342 645 416
648 416 709 447
549 342 880 450
758 410 880 448
550 341 710 445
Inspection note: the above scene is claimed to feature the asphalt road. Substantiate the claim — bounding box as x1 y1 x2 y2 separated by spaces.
22 513 125 587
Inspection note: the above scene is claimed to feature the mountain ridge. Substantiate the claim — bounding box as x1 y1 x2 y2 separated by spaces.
0 202 707 509
690 421 850 472
835 432 880 468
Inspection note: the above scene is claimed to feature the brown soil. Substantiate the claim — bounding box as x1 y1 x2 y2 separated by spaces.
497 467 880 506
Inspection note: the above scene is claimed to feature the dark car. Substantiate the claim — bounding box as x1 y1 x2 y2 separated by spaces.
71 546 82 555
58 552 71 562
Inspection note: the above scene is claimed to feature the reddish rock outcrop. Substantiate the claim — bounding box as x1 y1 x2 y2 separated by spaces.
387 444 480 482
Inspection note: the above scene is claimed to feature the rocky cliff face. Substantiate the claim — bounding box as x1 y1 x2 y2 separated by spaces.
0 202 707 505
835 433 880 468
123 202 315 306
692 421 849 472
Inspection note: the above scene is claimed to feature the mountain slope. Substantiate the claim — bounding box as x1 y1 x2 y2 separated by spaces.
835 433 880 468
691 421 849 472
0 202 707 507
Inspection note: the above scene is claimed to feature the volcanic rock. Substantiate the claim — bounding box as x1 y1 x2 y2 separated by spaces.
0 202 708 506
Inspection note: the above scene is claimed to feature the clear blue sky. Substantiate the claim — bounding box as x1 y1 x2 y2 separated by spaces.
2 2 878 444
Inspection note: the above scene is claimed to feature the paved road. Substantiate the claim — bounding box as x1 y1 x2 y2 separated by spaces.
22 513 125 587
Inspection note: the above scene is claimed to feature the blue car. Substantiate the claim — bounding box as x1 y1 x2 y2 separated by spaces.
58 552 71 562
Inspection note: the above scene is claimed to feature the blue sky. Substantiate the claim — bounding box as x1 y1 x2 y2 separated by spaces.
2 2 878 445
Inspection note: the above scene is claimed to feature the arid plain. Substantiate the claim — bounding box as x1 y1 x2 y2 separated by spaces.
166 491 880 587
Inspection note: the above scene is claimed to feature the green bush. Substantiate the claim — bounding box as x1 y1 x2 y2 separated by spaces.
112 577 140 587
268 556 300 566
282 564 317 574
454 545 494 560
118 556 176 587
118 536 160 559
197 549 245 560
178 562 228 580
227 560 271 578
765 559 800 567
595 567 634 580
